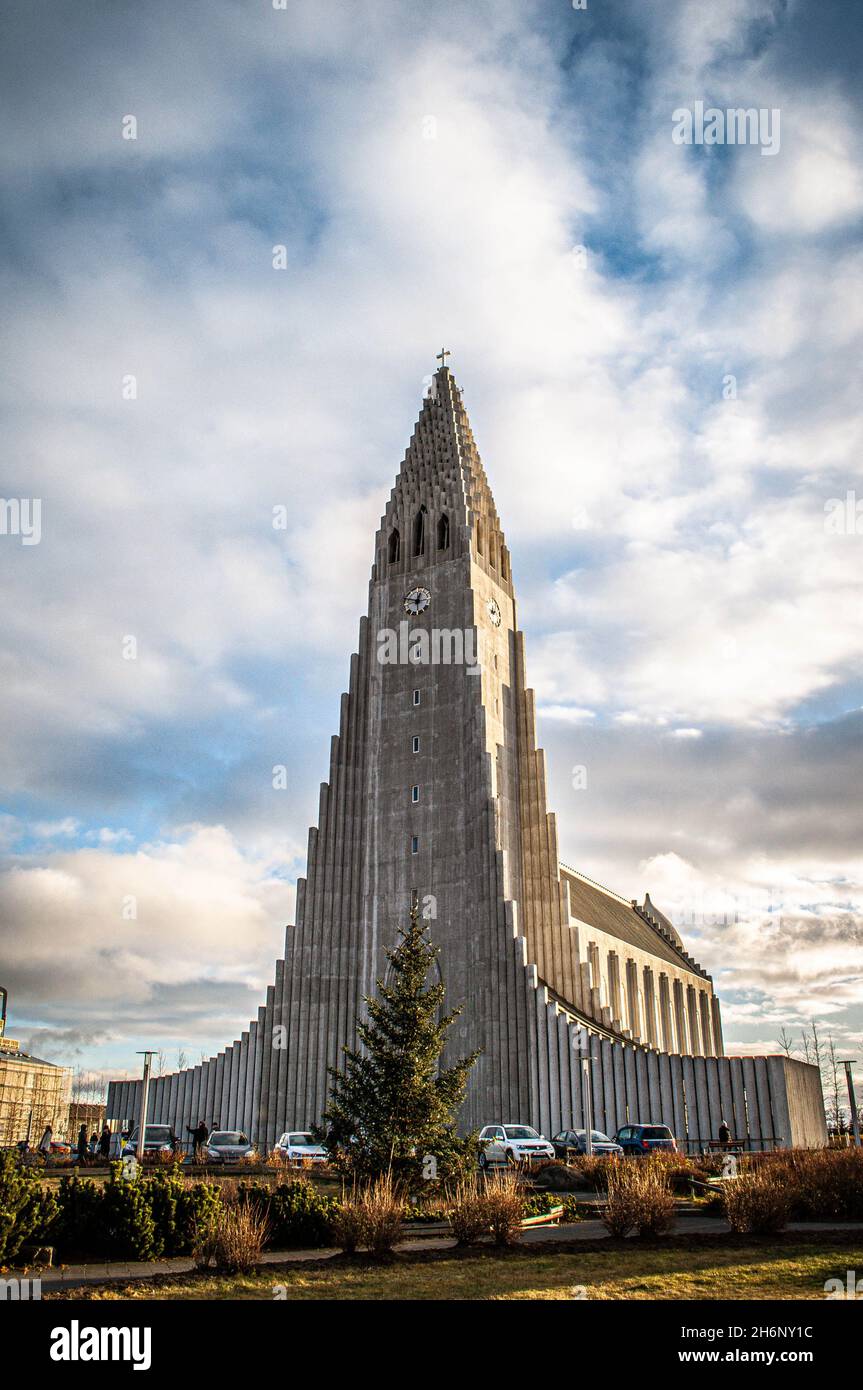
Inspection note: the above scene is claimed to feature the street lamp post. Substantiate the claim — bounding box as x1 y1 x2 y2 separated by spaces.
135 1051 155 1164
842 1060 861 1148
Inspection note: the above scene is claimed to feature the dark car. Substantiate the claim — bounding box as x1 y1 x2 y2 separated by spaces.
551 1128 622 1159
614 1123 677 1155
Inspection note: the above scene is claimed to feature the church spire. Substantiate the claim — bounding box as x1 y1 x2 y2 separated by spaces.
372 356 511 589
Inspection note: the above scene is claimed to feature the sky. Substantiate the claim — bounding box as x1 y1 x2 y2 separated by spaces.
1 0 861 1093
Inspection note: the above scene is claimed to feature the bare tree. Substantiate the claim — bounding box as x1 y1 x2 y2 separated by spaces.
826 1035 846 1135
777 1027 796 1057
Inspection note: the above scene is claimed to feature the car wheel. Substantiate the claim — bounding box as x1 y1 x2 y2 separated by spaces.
478 1152 489 1170
505 1149 516 1166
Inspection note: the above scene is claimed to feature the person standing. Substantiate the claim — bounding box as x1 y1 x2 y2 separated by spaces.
76 1123 89 1165
186 1119 209 1161
38 1124 53 1158
99 1123 112 1160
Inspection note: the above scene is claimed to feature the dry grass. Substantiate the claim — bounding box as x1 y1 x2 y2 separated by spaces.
447 1179 491 1246
603 1158 676 1239
723 1169 790 1235
482 1171 525 1247
745 1148 863 1220
330 1175 405 1257
193 1197 270 1274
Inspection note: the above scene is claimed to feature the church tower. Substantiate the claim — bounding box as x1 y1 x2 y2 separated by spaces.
109 359 737 1151
256 358 722 1141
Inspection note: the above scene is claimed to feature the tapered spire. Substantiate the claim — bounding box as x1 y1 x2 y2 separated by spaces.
372 361 511 589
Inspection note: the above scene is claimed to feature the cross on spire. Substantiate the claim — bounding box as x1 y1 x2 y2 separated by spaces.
436 347 451 370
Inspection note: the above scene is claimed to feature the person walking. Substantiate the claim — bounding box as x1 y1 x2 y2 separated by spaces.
76 1123 89 1165
37 1124 53 1158
98 1123 112 1160
186 1119 209 1161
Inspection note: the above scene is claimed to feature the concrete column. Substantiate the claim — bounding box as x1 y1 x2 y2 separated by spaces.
687 984 702 1056
643 967 657 1047
699 991 713 1057
658 973 673 1052
607 951 622 1027
625 959 640 1039
711 995 725 1057
673 978 688 1053
213 1054 225 1129
222 1046 236 1128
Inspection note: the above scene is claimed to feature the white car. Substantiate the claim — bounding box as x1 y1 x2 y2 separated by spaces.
478 1123 555 1168
275 1131 329 1165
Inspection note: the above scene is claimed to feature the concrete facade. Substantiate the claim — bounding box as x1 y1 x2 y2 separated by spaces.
106 363 826 1150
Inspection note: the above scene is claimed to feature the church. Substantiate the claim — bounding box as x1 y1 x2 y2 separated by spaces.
107 360 826 1151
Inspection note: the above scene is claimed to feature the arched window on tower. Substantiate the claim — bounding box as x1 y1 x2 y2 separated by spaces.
388 528 400 564
413 506 427 557
437 513 449 551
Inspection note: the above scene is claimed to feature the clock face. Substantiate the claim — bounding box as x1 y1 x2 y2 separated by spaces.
487 598 502 627
404 586 431 616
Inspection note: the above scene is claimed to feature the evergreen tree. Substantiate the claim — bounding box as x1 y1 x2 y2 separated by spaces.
321 906 479 1188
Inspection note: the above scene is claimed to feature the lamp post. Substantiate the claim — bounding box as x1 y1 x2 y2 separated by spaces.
842 1060 861 1148
135 1051 155 1163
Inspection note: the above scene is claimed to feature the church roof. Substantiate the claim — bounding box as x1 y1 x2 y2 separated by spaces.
559 864 710 980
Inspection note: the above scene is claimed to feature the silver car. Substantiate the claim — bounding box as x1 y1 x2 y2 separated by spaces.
204 1130 256 1164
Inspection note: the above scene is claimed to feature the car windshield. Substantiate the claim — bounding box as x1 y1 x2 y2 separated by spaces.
574 1131 613 1143
289 1134 316 1146
503 1126 539 1140
146 1128 171 1140
642 1127 672 1139
211 1132 248 1145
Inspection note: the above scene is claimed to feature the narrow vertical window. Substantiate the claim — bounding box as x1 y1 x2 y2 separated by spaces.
413 506 427 556
412 735 420 753
437 513 449 550
476 520 483 555
388 528 400 564
412 689 420 706
411 785 419 803
411 835 419 854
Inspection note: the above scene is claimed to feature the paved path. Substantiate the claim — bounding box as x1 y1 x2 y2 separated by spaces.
14 1218 863 1292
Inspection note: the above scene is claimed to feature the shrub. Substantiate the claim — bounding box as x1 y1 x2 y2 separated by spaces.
521 1191 561 1217
723 1169 790 1235
50 1174 104 1258
760 1149 863 1221
329 1196 367 1254
560 1195 582 1223
483 1171 524 1247
602 1159 676 1239
100 1169 159 1260
195 1199 269 1274
359 1175 405 1258
238 1177 337 1249
447 1180 489 1245
0 1151 57 1263
331 1175 405 1257
570 1154 616 1191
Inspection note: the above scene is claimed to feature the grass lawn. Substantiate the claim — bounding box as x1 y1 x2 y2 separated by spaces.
45 1238 862 1301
